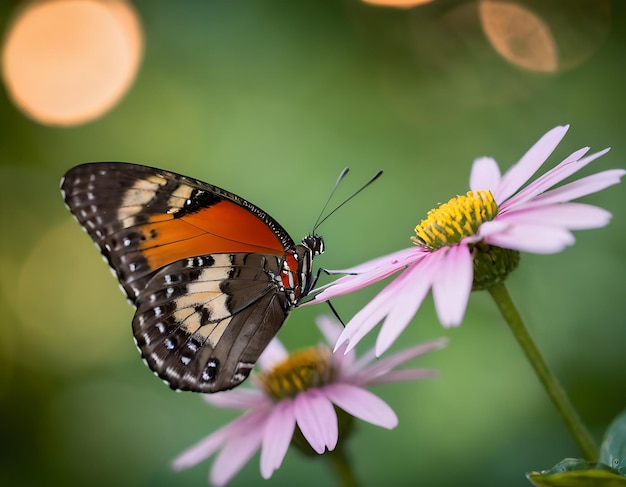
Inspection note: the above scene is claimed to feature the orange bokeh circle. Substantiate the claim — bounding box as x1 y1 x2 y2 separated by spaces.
480 0 610 73
2 0 143 126
480 1 557 72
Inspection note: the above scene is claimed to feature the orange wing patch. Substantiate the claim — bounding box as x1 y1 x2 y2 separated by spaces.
138 200 287 271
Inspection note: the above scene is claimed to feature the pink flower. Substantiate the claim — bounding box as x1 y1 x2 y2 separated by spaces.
309 125 625 356
171 315 446 486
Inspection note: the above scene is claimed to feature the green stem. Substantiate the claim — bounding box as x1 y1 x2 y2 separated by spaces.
487 282 599 461
326 446 359 487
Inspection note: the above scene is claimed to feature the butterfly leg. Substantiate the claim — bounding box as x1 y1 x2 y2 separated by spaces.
325 300 345 327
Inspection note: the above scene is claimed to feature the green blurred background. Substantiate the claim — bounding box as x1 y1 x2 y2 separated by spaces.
1 1 625 486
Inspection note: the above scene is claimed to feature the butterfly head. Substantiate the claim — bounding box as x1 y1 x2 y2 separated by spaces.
302 234 325 256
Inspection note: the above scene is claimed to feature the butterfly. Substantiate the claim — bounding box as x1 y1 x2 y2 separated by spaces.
61 162 326 393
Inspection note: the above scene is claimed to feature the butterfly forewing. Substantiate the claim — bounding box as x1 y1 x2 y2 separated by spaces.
61 162 320 392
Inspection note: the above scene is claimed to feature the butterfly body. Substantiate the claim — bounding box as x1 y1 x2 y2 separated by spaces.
61 162 323 392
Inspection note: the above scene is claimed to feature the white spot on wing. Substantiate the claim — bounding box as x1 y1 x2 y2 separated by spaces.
147 354 164 369
166 366 181 381
167 184 194 212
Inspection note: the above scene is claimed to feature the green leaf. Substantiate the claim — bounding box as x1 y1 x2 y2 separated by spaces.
526 458 626 486
600 408 626 475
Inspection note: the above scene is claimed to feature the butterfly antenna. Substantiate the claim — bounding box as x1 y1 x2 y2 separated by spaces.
313 169 383 233
312 167 350 231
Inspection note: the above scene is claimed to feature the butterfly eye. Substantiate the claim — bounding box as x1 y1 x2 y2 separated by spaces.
302 235 324 256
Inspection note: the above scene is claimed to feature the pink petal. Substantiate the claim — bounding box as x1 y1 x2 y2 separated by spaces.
306 269 398 305
322 247 421 275
308 247 424 305
294 390 338 453
432 244 473 327
483 222 575 253
334 282 399 354
323 383 398 429
475 219 512 239
315 315 344 346
258 338 288 371
367 368 440 385
337 256 439 355
210 418 266 487
203 389 268 410
331 340 357 373
494 125 569 204
171 409 268 471
529 169 626 206
355 338 448 385
497 203 612 230
501 147 601 210
469 157 501 191
346 347 378 377
260 400 296 479
171 427 229 471
374 257 439 355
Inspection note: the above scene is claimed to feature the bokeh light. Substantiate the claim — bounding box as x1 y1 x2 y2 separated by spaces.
480 1 558 72
479 0 611 72
1 0 143 126
362 0 435 8
16 219 131 371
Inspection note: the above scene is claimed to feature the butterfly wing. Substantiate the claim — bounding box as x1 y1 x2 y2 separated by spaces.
134 252 293 392
61 162 295 303
61 162 299 392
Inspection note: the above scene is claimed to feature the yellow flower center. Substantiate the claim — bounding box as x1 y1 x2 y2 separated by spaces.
258 345 333 400
412 190 498 250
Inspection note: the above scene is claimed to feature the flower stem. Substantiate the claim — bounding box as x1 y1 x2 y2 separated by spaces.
326 446 359 487
487 282 599 461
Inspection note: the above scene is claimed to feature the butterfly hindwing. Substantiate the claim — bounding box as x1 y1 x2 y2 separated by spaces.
133 252 291 392
61 162 323 392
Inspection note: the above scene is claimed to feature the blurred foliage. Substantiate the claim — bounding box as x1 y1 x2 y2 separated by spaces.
527 459 626 487
1 1 625 486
